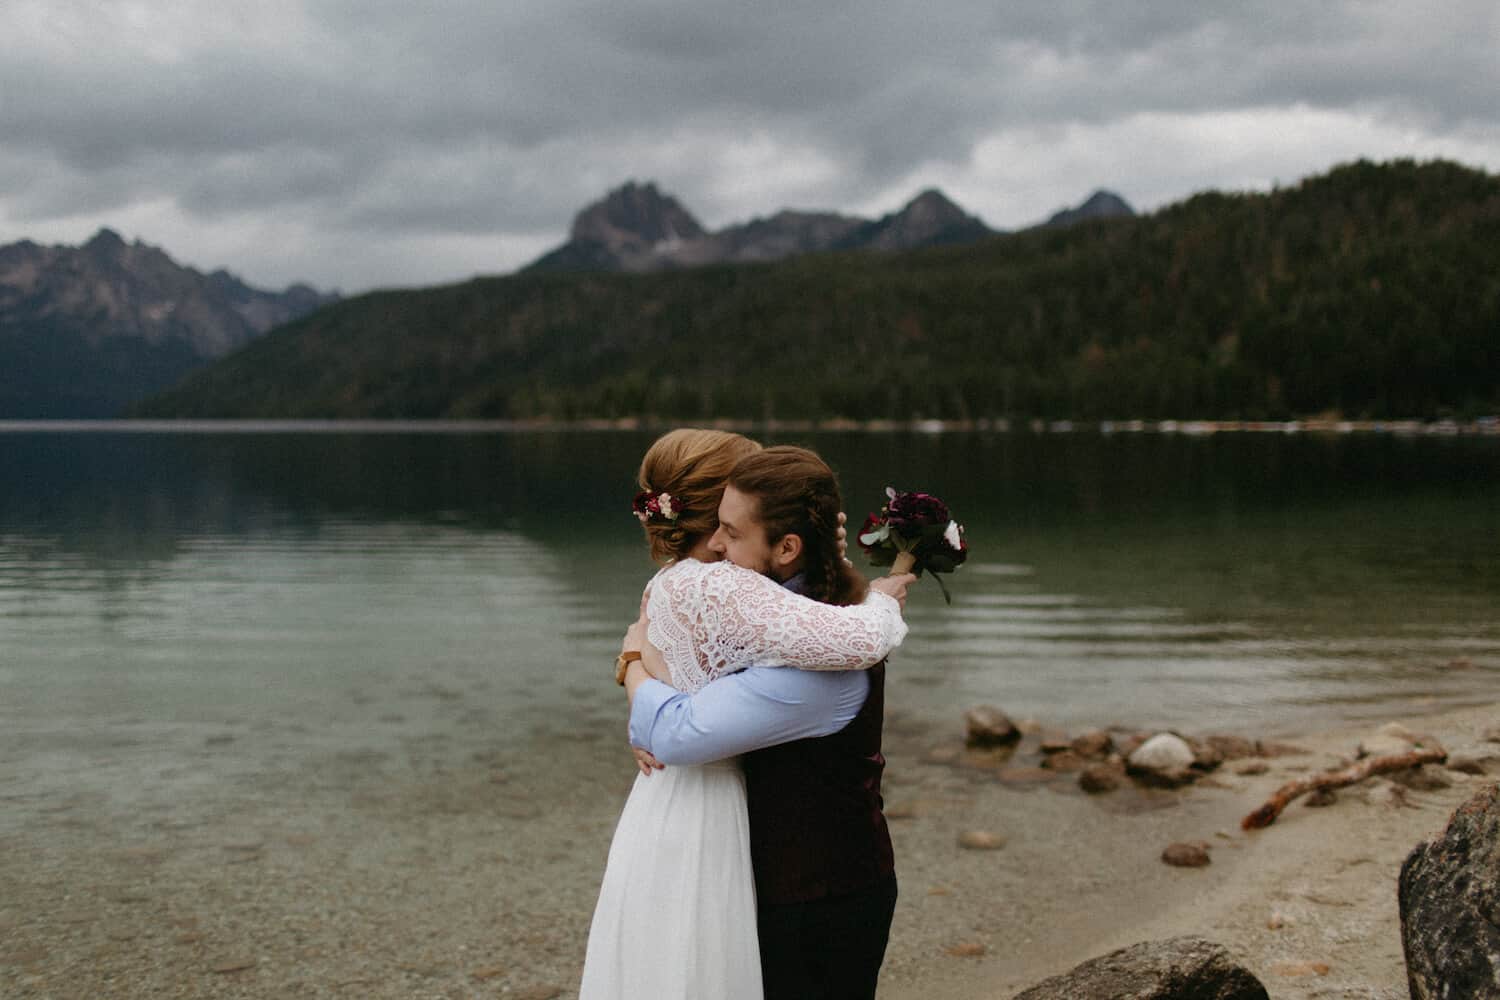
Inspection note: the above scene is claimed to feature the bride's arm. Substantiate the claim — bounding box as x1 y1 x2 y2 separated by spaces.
649 562 911 679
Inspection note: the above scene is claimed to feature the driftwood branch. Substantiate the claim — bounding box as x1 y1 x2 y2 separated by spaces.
1241 747 1447 830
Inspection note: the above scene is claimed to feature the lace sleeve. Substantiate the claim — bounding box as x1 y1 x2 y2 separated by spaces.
645 560 906 694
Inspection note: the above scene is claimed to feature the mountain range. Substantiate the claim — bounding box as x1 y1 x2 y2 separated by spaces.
1 183 1130 417
525 182 1131 273
0 229 338 417
134 159 1500 424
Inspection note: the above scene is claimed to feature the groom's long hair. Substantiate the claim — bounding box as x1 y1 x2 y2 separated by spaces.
727 446 869 607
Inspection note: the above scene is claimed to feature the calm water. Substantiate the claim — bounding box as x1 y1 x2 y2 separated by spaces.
2 426 1498 815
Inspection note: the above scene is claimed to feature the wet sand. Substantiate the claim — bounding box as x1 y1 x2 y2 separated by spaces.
2 694 1495 999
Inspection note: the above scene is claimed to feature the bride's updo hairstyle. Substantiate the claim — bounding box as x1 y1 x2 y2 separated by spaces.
637 429 762 564
726 446 869 607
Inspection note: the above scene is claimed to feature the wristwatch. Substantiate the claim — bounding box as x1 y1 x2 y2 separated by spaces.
615 650 643 686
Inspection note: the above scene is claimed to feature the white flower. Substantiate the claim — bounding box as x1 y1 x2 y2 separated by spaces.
658 493 675 519
943 520 963 550
859 524 890 546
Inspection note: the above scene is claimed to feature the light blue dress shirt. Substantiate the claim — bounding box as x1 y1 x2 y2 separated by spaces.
628 666 869 766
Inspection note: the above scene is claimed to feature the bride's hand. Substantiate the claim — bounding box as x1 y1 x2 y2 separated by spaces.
623 617 648 654
869 572 916 611
622 616 673 685
631 745 665 776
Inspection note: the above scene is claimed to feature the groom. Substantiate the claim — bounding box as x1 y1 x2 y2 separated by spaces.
622 445 910 999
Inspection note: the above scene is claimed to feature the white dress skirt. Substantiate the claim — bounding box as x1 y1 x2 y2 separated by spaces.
577 758 762 1000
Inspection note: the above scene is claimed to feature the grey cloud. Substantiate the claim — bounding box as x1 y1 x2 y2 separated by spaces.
1 0 1496 289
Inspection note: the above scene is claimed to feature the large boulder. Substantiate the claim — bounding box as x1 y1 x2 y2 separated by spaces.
1399 783 1500 999
1012 936 1268 1000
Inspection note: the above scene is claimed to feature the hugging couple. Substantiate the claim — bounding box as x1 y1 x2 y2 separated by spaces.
578 429 917 1000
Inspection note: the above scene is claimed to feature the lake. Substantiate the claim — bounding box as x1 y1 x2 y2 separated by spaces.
2 424 1498 828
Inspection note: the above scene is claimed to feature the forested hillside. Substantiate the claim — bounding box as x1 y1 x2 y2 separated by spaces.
137 160 1500 422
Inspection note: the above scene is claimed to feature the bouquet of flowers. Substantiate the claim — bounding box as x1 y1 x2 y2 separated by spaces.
858 487 968 604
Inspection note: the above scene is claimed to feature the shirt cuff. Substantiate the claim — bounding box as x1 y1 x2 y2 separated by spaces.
627 678 678 750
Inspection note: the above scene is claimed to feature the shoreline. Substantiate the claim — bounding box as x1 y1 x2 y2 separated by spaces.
879 698 1498 998
1 416 1497 436
1 697 1494 998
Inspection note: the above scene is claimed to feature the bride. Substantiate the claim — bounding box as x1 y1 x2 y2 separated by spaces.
578 429 910 999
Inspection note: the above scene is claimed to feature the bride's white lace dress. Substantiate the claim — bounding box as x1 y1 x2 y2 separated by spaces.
577 559 906 999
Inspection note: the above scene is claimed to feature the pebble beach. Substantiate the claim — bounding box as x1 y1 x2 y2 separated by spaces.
3 684 1495 999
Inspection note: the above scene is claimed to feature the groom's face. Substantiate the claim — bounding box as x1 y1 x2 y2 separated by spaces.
708 485 777 576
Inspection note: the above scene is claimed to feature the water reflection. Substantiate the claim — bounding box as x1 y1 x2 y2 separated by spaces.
0 427 1496 743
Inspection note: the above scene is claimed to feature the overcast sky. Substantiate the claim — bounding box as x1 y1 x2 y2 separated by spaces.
4 2 1497 293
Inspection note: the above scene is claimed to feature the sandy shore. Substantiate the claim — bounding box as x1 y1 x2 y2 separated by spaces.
2 695 1495 999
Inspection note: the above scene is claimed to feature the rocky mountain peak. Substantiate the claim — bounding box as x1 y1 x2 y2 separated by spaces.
860 187 990 251
1046 190 1136 228
0 230 338 416
83 227 128 256
901 189 970 226
569 181 706 251
527 181 994 273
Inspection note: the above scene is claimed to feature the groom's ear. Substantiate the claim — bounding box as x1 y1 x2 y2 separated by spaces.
770 532 802 573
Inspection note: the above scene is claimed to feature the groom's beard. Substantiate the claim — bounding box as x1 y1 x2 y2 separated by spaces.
723 548 776 580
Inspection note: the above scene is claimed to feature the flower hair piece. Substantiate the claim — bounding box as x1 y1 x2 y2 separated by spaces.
632 488 680 524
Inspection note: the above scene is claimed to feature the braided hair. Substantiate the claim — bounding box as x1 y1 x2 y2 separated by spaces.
726 446 869 606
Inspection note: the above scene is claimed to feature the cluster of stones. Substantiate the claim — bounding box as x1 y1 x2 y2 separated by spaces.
960 705 1305 795
994 723 1500 999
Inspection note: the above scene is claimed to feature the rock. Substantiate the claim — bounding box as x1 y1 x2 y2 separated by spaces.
964 706 1020 747
1391 765 1452 791
957 830 1006 850
1186 737 1225 771
1038 730 1073 754
1400 784 1500 999
1079 761 1125 794
1233 760 1269 776
1204 735 1258 760
1127 734 1198 787
1304 788 1338 807
1359 721 1443 758
1115 731 1152 759
944 942 987 957
1071 729 1114 758
1161 842 1212 868
1011 936 1268 1000
1039 750 1085 772
1266 910 1291 930
470 966 506 981
1481 725 1500 744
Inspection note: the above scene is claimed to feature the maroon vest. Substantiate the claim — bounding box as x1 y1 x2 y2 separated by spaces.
743 663 894 905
